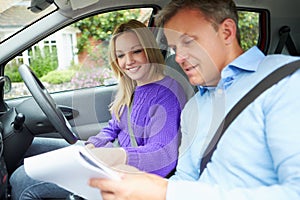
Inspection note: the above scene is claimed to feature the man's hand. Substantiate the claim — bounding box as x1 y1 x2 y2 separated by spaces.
87 147 127 167
89 172 167 200
85 143 95 149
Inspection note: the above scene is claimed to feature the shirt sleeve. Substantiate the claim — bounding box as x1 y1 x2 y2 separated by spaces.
169 96 202 181
166 69 300 199
166 181 299 200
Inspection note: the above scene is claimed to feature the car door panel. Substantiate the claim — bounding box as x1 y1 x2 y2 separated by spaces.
6 85 117 141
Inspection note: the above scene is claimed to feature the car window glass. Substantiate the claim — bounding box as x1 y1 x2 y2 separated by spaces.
4 8 153 100
238 10 260 51
0 0 57 43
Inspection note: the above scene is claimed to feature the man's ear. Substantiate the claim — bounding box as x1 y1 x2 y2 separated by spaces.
220 18 237 45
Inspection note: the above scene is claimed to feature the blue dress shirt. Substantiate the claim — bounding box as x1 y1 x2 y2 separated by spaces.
167 46 300 199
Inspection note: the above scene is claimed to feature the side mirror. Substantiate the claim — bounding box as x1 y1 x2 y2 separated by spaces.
0 76 12 94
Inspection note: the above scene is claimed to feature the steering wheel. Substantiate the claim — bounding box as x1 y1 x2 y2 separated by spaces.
18 64 78 144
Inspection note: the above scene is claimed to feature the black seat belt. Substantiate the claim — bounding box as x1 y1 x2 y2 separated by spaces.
200 59 300 176
274 26 299 56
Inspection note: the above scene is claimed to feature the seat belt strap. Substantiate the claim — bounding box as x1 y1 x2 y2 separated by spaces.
274 26 299 56
200 59 300 176
127 102 138 147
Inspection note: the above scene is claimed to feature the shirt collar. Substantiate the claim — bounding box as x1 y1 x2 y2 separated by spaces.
198 85 214 95
198 46 265 96
227 46 265 73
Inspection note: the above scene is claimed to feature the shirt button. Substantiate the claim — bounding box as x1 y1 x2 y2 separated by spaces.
217 88 223 94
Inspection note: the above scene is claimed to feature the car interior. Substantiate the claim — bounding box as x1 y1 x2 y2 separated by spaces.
0 0 300 199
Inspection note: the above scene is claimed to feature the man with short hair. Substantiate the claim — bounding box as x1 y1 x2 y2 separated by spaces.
89 0 300 199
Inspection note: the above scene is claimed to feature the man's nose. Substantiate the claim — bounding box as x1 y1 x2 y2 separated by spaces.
175 49 188 65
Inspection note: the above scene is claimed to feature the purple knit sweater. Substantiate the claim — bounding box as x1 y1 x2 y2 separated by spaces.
87 76 187 177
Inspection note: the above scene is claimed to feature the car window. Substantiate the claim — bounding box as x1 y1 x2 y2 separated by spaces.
238 10 261 51
4 8 261 100
0 0 57 43
4 8 153 99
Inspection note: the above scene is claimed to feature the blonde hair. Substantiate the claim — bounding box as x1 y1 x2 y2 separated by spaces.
108 19 165 120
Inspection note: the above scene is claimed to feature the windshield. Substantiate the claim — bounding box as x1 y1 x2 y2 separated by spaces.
0 0 57 43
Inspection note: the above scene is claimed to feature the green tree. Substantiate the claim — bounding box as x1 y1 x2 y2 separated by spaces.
5 60 22 82
29 47 58 78
5 47 58 82
238 11 259 51
74 9 140 53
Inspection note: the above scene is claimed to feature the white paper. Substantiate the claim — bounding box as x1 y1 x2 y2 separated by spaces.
24 145 120 200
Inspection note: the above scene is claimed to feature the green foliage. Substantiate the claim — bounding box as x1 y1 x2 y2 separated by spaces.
5 60 23 82
41 69 76 84
29 47 58 78
6 47 59 83
238 11 259 51
73 9 140 53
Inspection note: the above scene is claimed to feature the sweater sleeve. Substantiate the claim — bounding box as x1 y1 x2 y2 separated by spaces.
124 84 186 177
86 114 121 147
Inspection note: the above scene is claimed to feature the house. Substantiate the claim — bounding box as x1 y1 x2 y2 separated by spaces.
0 0 79 70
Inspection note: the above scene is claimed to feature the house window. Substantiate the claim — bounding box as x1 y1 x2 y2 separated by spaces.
44 40 57 54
